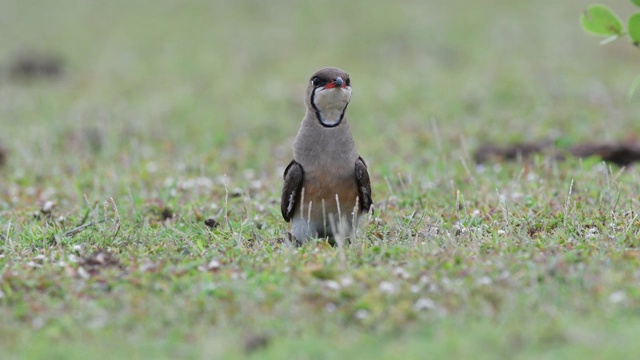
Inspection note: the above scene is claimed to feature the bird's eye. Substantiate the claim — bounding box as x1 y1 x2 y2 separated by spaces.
311 77 321 87
345 78 350 87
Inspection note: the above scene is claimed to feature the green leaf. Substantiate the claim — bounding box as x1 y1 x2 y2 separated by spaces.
633 0 640 8
628 13 640 44
580 4 624 37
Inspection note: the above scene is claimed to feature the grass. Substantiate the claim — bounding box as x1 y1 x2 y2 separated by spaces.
1 0 640 358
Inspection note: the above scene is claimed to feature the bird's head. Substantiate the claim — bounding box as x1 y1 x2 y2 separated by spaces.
305 67 352 128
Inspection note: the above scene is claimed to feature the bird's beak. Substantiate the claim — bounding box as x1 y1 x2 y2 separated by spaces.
324 76 345 89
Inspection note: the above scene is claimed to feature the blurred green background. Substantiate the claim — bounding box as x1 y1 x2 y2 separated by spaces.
2 0 640 358
2 0 639 182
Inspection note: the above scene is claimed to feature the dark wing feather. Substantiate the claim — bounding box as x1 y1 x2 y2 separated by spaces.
355 156 373 213
281 160 304 222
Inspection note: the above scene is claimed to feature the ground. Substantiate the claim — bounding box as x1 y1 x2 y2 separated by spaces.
1 0 640 359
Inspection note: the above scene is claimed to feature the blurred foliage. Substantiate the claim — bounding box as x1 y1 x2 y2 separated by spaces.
580 2 640 96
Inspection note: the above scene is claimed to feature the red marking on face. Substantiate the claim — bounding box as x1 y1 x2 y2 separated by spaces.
323 81 336 89
323 81 348 89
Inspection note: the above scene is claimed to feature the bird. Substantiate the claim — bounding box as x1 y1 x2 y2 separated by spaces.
280 67 372 244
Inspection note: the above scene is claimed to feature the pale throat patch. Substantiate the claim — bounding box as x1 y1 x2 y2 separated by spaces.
313 87 352 126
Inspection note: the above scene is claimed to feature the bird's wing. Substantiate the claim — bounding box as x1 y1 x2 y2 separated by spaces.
281 160 304 222
355 156 373 213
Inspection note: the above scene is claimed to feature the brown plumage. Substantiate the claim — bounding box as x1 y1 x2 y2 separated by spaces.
281 67 372 243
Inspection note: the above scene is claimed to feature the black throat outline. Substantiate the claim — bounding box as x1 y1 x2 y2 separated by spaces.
310 87 350 128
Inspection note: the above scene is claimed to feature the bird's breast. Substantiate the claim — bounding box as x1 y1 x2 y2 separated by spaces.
298 163 359 217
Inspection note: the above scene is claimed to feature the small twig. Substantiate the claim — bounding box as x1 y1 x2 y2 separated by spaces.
63 220 106 237
109 197 121 240
563 179 574 228
223 174 230 230
112 223 121 239
496 189 512 233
